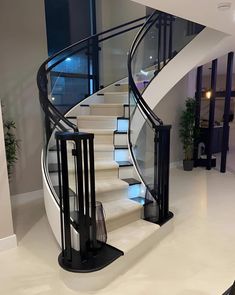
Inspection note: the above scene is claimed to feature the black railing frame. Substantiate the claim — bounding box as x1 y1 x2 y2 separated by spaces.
155 125 173 225
56 131 123 272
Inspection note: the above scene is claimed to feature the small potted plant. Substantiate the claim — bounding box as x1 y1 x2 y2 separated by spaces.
1 103 19 177
179 97 197 171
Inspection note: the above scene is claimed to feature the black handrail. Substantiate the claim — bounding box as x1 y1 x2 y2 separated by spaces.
37 15 148 135
128 11 163 127
128 10 204 224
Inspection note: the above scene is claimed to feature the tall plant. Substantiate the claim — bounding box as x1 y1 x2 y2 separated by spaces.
179 98 197 161
2 104 19 177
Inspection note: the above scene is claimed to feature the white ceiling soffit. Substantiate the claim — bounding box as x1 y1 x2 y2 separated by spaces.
131 0 235 35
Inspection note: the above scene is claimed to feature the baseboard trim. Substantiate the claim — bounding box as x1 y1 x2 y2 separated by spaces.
0 234 17 252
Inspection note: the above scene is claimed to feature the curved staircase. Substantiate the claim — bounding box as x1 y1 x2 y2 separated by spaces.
37 9 207 290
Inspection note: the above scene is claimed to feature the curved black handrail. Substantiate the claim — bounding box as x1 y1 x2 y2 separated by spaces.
37 15 150 207
37 15 148 136
128 11 205 128
128 11 163 127
127 10 205 222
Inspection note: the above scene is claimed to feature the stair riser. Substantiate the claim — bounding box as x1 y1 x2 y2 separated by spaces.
95 151 114 160
95 168 118 180
106 209 142 232
48 151 74 165
94 134 114 145
128 184 142 198
90 105 124 117
119 166 134 179
100 84 128 93
96 188 128 202
115 149 130 162
124 106 129 118
49 169 119 186
104 93 128 104
114 134 128 145
48 147 129 163
78 118 117 129
117 119 129 132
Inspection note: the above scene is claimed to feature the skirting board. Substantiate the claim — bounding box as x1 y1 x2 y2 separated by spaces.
0 234 17 252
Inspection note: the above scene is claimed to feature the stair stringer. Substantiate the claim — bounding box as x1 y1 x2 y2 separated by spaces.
143 27 227 111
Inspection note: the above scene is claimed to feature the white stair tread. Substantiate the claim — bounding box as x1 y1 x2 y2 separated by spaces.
108 219 160 253
95 178 128 194
103 199 142 221
90 103 125 107
78 115 117 120
104 91 128 95
80 128 115 135
94 144 114 152
95 161 118 170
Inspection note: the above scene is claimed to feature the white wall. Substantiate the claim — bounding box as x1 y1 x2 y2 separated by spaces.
0 0 48 195
0 103 15 242
154 74 194 163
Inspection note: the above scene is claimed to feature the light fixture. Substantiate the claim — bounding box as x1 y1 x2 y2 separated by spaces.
51 97 55 101
205 90 212 99
66 57 71 61
149 56 153 60
217 2 232 11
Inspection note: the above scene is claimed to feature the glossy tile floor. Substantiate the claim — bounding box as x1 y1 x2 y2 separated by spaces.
1 165 235 294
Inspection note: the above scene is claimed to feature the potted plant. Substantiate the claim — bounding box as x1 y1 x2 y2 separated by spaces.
179 97 197 171
4 119 19 177
1 103 19 177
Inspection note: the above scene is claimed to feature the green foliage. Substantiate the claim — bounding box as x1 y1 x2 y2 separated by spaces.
3 120 19 177
179 98 198 160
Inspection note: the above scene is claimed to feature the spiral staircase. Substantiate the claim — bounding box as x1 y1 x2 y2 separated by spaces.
37 10 206 288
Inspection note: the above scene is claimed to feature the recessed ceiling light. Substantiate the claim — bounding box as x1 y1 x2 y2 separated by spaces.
217 2 232 11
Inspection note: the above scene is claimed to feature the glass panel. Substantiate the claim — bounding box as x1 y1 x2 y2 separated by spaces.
99 27 140 86
131 13 204 94
47 42 91 114
129 11 204 194
129 90 155 190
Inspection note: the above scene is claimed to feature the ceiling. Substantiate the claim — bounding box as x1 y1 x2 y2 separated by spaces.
131 0 235 72
131 0 235 34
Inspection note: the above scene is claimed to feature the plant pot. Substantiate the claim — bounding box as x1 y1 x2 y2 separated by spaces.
183 159 194 171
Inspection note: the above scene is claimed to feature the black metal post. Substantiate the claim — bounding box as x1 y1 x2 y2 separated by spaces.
207 59 217 170
60 139 72 261
168 16 173 60
163 14 167 65
92 36 100 93
157 14 162 71
156 125 173 225
89 136 97 249
56 138 65 257
220 52 234 173
75 138 89 262
87 39 91 96
90 0 97 35
194 66 203 165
